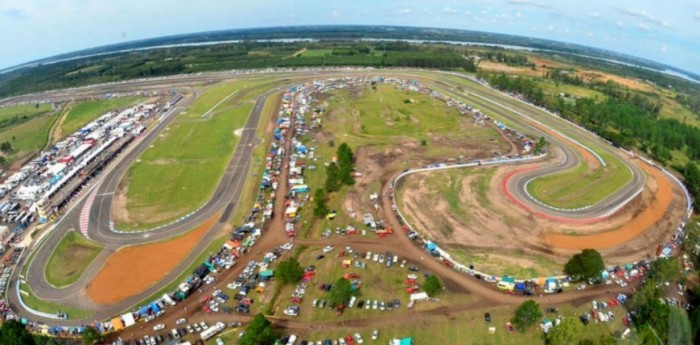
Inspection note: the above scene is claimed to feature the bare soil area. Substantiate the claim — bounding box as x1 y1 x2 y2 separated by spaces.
86 214 217 305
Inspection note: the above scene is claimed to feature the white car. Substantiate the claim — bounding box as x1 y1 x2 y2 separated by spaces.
373 254 379 262
323 245 335 253
339 337 347 345
152 323 165 331
372 300 378 310
284 306 300 317
372 330 379 340
365 252 372 260
281 242 294 250
200 321 208 330
216 338 225 345
354 332 364 344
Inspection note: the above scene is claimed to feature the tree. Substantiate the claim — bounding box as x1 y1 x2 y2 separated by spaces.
329 277 354 306
511 300 542 332
0 156 6 167
313 188 329 218
81 326 102 345
0 320 36 345
239 314 278 345
668 306 692 345
630 282 670 343
276 257 303 285
0 141 13 153
535 136 548 153
649 257 680 283
546 318 582 345
422 275 442 296
336 143 355 185
325 163 341 192
564 249 605 281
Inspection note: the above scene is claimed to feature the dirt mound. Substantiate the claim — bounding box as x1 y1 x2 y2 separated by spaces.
86 214 218 305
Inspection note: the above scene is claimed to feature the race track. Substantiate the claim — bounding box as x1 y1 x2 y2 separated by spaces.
3 68 685 329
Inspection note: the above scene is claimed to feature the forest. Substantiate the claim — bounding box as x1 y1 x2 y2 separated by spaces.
0 41 475 97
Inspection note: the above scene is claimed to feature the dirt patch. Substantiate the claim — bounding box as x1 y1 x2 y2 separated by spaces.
576 70 654 92
477 61 541 77
86 214 218 305
111 180 132 227
51 102 72 144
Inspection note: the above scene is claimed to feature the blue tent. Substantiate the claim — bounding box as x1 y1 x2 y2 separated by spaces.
426 242 437 252
150 302 161 313
138 305 150 316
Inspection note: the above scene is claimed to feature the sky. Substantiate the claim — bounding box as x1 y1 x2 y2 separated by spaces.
1 0 699 74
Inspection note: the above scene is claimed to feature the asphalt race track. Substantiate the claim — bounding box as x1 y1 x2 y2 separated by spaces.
3 69 680 328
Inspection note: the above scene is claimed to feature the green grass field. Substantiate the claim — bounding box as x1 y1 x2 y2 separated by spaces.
539 80 607 100
44 230 103 287
449 247 563 278
119 80 274 229
0 103 52 123
526 150 633 209
20 287 93 320
300 49 334 57
271 245 459 322
56 97 144 142
0 110 57 162
299 299 625 345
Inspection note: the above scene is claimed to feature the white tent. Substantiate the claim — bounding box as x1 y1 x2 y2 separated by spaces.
410 292 429 302
121 312 136 327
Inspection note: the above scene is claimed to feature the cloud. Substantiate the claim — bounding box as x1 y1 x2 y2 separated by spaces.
442 6 458 14
586 32 595 37
506 0 550 9
515 12 523 18
637 23 652 31
588 12 600 18
615 20 625 28
616 8 672 29
694 11 700 20
397 8 412 14
660 45 668 53
545 24 555 31
331 10 341 19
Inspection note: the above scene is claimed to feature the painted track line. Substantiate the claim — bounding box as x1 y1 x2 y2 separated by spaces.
79 185 101 238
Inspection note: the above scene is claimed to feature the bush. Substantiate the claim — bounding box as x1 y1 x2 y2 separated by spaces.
564 249 604 281
423 275 442 296
276 258 303 285
511 300 542 332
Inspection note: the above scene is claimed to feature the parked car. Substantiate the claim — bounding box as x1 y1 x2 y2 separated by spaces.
485 312 491 323
284 306 300 317
371 330 379 340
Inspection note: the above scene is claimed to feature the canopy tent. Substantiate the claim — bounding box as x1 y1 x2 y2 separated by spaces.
111 317 125 331
121 312 136 327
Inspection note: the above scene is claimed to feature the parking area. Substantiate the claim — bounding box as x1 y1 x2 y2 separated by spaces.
273 245 450 322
